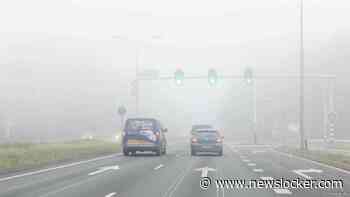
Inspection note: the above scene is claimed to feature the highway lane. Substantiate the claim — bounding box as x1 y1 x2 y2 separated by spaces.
0 142 191 197
0 142 350 197
231 145 350 196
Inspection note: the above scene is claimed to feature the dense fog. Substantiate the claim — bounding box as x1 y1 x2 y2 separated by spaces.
0 0 349 144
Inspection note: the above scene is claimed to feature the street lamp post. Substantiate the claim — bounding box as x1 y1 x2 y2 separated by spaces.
244 67 257 144
299 0 306 150
135 48 140 116
253 79 257 144
112 35 162 116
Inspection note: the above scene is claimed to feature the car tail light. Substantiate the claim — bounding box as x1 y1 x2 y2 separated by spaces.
191 138 197 143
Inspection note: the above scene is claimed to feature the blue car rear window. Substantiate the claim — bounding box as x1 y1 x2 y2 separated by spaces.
125 119 155 131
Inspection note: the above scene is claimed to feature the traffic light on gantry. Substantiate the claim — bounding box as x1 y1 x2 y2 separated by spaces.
208 69 218 86
174 69 184 86
244 67 254 85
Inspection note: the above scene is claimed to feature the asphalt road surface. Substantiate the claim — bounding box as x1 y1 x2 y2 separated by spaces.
0 142 349 197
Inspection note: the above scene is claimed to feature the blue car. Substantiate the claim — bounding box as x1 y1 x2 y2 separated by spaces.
122 118 167 156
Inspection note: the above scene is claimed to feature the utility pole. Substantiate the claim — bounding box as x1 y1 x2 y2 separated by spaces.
253 78 257 144
135 48 140 116
118 106 127 131
112 35 165 117
299 0 306 150
243 67 256 144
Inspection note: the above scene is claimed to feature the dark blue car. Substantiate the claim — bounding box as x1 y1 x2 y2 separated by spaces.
190 128 223 156
122 118 167 156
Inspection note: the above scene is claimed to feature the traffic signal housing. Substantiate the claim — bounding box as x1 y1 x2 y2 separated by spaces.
208 69 218 86
174 69 184 86
244 67 254 85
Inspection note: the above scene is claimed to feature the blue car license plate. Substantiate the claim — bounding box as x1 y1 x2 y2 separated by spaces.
201 145 212 149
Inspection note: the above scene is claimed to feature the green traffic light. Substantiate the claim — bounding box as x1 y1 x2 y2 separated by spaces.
175 79 183 86
208 69 218 86
244 67 254 85
174 69 184 86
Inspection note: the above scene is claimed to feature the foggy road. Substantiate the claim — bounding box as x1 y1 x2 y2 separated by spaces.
2 0 350 196
0 141 348 197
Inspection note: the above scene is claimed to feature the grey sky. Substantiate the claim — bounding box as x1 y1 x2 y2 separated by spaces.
1 0 350 46
0 0 349 141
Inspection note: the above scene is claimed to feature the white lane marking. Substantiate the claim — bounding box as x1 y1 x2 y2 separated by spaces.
274 150 350 175
154 164 164 170
39 175 96 197
167 160 194 197
88 165 120 176
273 188 292 195
0 153 121 182
195 166 217 177
105 192 117 197
247 163 256 167
260 176 274 180
253 168 264 172
242 159 250 162
293 169 323 179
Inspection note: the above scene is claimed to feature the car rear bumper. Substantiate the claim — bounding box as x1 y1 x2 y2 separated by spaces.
191 143 223 152
123 144 160 152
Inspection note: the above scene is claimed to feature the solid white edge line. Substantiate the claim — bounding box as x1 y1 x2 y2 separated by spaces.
105 192 117 197
274 150 350 175
0 153 122 182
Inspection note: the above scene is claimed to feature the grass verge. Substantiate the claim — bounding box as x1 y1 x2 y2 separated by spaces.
277 146 350 171
0 140 120 174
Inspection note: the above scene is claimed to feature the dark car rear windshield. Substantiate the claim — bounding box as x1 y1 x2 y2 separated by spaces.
125 119 155 131
196 130 217 133
194 130 219 136
192 125 212 130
